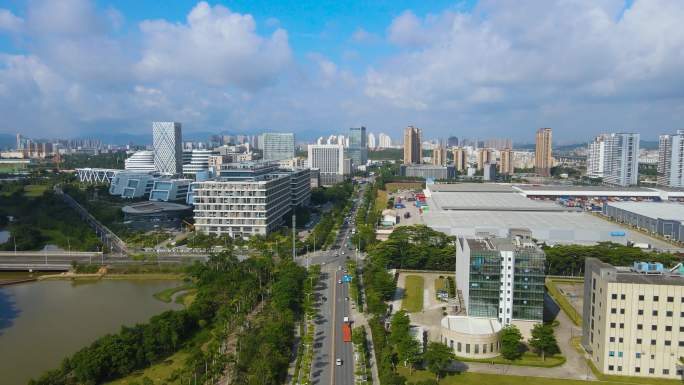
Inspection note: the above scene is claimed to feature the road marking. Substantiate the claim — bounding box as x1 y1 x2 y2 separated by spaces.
331 268 337 385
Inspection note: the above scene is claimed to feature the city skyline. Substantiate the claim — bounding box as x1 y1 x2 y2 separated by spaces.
1 1 683 141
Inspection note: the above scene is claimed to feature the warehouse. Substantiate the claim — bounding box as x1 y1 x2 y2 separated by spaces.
603 201 684 242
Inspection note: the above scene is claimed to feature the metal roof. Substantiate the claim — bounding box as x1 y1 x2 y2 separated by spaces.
606 201 684 221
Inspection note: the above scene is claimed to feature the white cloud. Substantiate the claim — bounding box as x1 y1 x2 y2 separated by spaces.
136 2 292 89
351 28 380 43
0 9 23 32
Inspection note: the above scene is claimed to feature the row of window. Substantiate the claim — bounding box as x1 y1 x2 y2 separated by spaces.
614 293 684 303
610 323 684 331
607 365 679 376
610 309 679 317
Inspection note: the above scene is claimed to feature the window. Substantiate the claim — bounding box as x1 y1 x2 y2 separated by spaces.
620 294 625 300
681 311 684 317
609 351 615 357
653 310 658 316
617 366 622 372
611 308 617 314
618 351 623 357
649 368 655 374
679 341 684 347
466 344 470 354
680 326 684 332
610 322 616 328
636 352 641 358
666 326 672 332
665 340 671 346
678 369 683 376
636 338 642 344
652 325 658 331
619 323 624 329
667 311 673 317
620 308 625 314
475 344 479 354
483 344 487 354
611 294 617 300
619 338 623 343
491 343 494 352
609 337 615 342
635 367 640 373
638 295 644 301
654 296 659 301
637 309 643 315
663 369 670 375
637 324 643 330
457 342 462 352
668 296 674 303
651 340 657 345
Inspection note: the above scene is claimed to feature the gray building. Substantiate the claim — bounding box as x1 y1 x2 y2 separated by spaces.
348 126 368 167
400 164 456 180
152 122 183 175
109 171 157 199
603 201 684 242
262 133 295 161
122 201 192 231
586 133 640 186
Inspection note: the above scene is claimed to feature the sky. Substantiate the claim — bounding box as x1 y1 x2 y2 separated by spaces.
0 0 683 143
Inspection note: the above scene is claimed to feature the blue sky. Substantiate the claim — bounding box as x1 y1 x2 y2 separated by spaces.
0 0 683 143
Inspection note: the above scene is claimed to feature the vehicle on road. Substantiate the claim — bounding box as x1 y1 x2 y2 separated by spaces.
344 297 349 301
338 279 342 284
343 316 350 323
336 358 343 366
342 323 352 342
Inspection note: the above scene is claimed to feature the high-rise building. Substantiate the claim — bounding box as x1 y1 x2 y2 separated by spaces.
378 133 392 148
348 126 368 167
586 133 640 186
535 128 553 176
432 144 446 166
125 150 156 172
657 130 684 187
403 126 422 164
447 136 459 147
582 258 684 380
455 229 545 327
367 132 376 149
152 122 183 175
182 149 216 177
477 148 494 170
262 133 295 161
452 147 467 172
307 144 350 186
499 148 514 175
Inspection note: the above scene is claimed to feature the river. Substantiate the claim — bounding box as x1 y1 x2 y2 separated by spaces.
0 277 182 385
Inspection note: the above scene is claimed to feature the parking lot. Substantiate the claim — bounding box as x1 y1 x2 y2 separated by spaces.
389 190 425 227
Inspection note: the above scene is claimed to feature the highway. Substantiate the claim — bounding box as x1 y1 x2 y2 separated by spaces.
301 181 367 385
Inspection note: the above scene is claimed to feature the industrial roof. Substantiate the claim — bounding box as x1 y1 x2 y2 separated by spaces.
440 316 502 335
606 201 684 221
429 191 571 212
514 185 654 192
428 183 515 193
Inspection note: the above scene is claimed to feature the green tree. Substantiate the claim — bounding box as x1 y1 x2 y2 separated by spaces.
500 325 523 360
410 380 439 385
423 342 454 380
529 324 560 361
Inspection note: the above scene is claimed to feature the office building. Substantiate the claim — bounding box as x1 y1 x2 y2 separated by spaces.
483 163 497 181
367 132 376 149
122 201 192 231
587 133 640 186
307 144 349 186
456 229 545 333
499 149 514 175
477 148 494 170
182 149 216 177
262 133 295 161
452 147 467 172
192 162 305 237
109 171 157 199
535 128 553 176
149 178 192 202
400 164 455 180
447 136 459 147
432 144 446 166
348 126 368 167
657 130 684 187
582 258 684 379
281 168 311 207
403 126 422 164
378 133 392 148
153 122 183 175
125 150 156 172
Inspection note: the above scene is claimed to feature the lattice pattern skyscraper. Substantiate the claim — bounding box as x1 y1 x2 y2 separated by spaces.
153 122 183 175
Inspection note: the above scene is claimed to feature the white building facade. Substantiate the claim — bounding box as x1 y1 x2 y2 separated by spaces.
125 150 156 172
152 122 183 175
307 144 349 186
586 133 640 186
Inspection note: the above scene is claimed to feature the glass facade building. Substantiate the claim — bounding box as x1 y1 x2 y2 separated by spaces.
348 126 367 167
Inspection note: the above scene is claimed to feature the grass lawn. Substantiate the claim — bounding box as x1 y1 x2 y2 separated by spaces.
455 352 566 368
545 278 582 326
105 350 189 385
23 184 49 197
376 189 389 210
398 367 683 385
153 284 192 303
384 182 424 193
435 277 447 292
402 275 424 312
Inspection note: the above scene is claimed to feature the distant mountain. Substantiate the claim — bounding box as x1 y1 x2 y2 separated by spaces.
0 133 16 150
640 140 659 150
85 131 220 146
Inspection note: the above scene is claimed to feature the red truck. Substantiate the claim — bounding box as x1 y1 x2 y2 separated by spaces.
342 323 352 342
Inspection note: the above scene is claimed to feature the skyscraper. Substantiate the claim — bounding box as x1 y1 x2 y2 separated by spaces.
476 148 494 170
378 133 392 148
534 128 553 176
262 133 295 161
447 136 459 147
657 130 684 187
367 132 376 149
499 148 514 175
403 126 422 164
348 126 368 167
432 144 446 166
586 133 640 186
153 122 183 175
452 147 467 172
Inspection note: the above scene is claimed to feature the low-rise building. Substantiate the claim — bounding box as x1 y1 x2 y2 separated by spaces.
603 201 684 242
582 258 684 379
109 171 157 199
122 201 192 231
149 178 192 202
400 164 456 180
440 316 502 359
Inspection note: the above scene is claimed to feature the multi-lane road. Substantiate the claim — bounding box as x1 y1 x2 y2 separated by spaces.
300 181 368 385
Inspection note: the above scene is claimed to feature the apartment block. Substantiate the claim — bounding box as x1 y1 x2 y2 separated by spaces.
582 258 684 379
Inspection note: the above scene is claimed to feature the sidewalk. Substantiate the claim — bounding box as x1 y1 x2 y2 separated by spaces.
350 266 381 385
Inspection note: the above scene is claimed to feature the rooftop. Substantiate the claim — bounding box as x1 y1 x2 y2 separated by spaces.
514 185 655 192
589 258 684 286
122 201 191 214
429 191 571 212
441 316 502 335
606 201 684 221
428 183 514 193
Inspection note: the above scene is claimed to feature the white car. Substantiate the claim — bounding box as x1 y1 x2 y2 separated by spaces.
343 316 350 323
336 358 343 366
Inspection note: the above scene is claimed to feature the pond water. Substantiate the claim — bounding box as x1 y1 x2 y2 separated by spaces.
0 279 182 385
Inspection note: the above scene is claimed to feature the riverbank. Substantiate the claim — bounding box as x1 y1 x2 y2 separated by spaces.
38 272 185 281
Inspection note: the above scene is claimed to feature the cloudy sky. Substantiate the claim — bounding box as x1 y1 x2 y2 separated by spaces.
0 0 683 143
